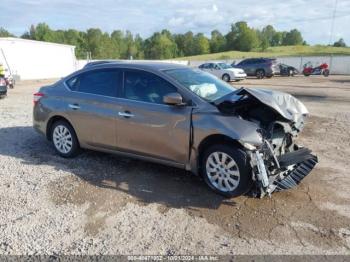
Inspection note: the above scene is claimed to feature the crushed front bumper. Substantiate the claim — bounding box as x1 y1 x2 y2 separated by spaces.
274 149 318 191
250 145 318 197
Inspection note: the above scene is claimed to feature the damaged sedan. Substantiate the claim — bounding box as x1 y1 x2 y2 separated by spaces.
33 62 317 198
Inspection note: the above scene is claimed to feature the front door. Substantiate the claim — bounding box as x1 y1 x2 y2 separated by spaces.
115 69 192 165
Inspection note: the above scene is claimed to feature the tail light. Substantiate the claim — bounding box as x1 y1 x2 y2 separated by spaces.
33 92 44 105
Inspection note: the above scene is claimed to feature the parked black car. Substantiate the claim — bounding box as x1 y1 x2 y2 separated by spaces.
279 63 299 76
233 58 280 79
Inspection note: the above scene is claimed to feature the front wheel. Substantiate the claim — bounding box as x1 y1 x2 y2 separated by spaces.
256 70 265 79
323 69 330 77
51 120 80 158
201 145 253 197
222 74 230 82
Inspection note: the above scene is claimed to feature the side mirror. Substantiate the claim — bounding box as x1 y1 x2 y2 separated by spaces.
163 92 185 106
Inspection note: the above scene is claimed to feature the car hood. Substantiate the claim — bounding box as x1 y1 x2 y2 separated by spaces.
214 87 309 122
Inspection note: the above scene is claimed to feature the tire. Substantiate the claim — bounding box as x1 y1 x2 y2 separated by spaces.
323 69 330 77
289 69 294 77
222 74 230 82
256 69 265 79
201 144 253 197
51 120 80 158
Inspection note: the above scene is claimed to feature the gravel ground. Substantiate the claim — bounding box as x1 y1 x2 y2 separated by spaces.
0 75 350 255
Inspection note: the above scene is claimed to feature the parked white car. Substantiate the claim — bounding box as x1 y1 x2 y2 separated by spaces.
198 62 247 82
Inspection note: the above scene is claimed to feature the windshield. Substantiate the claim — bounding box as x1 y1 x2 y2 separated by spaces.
164 68 236 102
217 63 232 69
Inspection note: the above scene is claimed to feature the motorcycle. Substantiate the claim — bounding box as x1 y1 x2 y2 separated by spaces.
303 62 330 77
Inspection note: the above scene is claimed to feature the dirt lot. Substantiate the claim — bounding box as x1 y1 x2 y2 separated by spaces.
0 75 350 255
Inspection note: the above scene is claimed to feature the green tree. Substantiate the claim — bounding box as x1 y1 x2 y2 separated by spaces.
174 34 186 57
193 33 210 55
258 25 278 49
260 37 269 51
144 31 177 59
226 21 260 51
282 29 303 45
210 30 226 53
333 38 346 47
34 23 55 42
0 27 14 37
64 29 86 58
133 34 144 59
86 28 104 58
271 31 283 46
182 31 195 56
111 30 126 58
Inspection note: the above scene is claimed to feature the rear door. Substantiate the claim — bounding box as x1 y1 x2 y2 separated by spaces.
65 68 122 149
115 69 192 165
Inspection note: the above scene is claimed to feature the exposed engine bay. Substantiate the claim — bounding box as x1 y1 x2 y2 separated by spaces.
215 87 318 197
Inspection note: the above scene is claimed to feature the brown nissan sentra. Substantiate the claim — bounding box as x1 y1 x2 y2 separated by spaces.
33 61 317 198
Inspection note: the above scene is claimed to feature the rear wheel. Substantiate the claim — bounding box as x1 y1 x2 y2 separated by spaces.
256 69 265 79
51 120 80 158
323 69 330 77
201 144 253 197
222 74 230 82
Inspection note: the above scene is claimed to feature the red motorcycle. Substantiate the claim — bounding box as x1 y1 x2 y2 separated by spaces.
303 62 330 77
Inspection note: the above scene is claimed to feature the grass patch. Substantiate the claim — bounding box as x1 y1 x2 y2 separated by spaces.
176 45 350 61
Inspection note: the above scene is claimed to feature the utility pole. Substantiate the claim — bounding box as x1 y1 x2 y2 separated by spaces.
329 0 338 45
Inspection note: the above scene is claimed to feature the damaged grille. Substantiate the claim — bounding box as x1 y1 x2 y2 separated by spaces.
274 154 318 191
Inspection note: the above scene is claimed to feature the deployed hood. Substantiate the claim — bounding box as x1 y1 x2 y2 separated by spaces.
214 87 309 122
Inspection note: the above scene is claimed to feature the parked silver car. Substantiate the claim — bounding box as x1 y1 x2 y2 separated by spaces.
33 61 317 197
199 62 246 82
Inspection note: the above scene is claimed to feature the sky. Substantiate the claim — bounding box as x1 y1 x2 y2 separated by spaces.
1 0 350 45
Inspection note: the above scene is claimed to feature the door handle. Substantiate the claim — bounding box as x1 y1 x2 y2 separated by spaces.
68 104 80 110
118 111 134 118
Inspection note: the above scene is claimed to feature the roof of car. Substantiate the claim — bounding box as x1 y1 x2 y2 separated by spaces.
84 60 188 71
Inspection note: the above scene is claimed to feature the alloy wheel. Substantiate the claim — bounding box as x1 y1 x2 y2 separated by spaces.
53 125 73 154
206 151 240 192
222 74 230 82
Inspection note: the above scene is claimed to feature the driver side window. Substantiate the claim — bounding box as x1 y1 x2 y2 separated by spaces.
123 70 177 104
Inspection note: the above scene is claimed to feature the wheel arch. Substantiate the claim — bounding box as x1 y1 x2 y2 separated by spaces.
196 134 244 175
222 73 231 81
46 115 75 141
255 68 265 74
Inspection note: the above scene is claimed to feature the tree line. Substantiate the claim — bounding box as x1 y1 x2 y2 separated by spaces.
0 22 346 60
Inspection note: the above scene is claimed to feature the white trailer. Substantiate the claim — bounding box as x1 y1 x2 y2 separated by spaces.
0 37 77 80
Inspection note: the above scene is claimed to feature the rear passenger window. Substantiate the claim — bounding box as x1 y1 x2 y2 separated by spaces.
67 69 121 97
123 70 177 104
